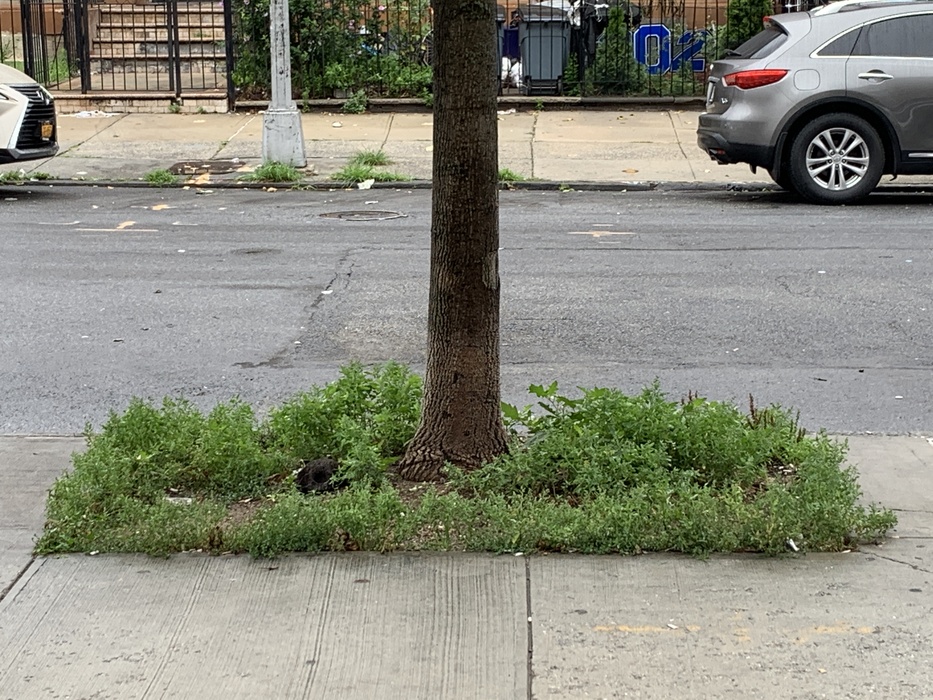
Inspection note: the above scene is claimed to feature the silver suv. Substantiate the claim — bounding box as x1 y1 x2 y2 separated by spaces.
697 0 933 204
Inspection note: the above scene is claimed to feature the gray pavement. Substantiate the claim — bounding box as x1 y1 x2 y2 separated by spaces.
3 108 932 189
0 434 931 698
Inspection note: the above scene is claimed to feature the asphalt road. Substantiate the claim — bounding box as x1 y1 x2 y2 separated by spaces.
2 183 930 435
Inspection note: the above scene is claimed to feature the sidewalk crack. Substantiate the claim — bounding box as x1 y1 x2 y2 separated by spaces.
381 113 394 152
525 557 534 700
212 115 257 159
59 113 127 157
0 556 36 604
667 110 696 181
869 552 933 575
530 111 538 180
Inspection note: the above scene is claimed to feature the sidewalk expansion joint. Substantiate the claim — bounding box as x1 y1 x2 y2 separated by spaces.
525 557 534 700
0 556 36 604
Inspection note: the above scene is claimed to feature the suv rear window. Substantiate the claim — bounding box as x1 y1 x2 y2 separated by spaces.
726 25 788 59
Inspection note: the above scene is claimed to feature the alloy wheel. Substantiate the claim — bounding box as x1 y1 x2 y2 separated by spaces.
805 128 871 191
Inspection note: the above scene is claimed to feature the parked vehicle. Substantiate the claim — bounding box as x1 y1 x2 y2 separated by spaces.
697 0 933 204
0 63 58 166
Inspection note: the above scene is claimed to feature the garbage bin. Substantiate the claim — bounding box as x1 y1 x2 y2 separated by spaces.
516 3 571 95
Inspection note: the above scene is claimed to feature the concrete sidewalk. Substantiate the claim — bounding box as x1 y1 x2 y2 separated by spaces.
1 434 931 698
1 109 758 187
0 108 855 189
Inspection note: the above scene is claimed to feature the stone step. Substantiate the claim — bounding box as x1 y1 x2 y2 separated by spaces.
89 57 228 78
91 42 226 59
97 14 226 27
96 27 226 43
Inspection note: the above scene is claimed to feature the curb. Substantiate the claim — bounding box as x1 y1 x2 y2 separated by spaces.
7 178 933 194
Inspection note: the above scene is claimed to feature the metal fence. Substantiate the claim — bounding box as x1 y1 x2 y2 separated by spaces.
2 0 808 103
1 0 234 98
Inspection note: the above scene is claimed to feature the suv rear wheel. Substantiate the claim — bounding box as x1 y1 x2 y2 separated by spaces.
788 113 883 205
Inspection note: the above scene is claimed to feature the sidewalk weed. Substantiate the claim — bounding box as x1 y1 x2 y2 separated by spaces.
331 163 412 185
242 161 303 184
498 168 525 182
350 150 392 167
144 169 178 187
0 170 51 184
35 367 896 558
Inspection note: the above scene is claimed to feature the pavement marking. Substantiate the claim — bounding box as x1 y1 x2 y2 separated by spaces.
151 204 174 211
793 623 876 645
75 220 158 233
569 231 636 238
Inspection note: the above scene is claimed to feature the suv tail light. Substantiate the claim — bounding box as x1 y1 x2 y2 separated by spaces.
722 69 788 89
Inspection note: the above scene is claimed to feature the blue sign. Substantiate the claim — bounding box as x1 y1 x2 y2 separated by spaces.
632 24 708 75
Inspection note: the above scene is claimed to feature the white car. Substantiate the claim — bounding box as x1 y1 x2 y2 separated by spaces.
0 63 58 165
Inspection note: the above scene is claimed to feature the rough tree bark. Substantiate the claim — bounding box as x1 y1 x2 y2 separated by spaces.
396 0 508 481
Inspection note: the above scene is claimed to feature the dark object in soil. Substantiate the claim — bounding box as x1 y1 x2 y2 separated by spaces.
296 457 345 494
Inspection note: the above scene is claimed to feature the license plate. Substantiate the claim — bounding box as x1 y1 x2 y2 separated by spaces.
40 121 53 140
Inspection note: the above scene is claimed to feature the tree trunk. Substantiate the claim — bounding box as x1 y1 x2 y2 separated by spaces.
396 0 508 482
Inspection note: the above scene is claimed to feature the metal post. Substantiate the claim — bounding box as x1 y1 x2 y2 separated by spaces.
261 0 306 167
223 0 236 112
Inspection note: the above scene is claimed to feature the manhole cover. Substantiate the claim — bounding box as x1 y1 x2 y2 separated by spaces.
168 160 248 175
319 210 407 221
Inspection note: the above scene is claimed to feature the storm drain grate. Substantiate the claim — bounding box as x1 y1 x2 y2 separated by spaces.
319 210 407 221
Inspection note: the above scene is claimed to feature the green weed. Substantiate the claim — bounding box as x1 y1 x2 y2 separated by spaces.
331 163 411 185
241 161 303 183
144 169 178 187
498 168 525 182
350 149 392 167
0 170 51 184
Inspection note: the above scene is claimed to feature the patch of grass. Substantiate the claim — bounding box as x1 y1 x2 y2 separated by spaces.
144 169 178 187
169 102 182 114
350 149 392 167
35 366 896 558
0 169 51 184
241 161 304 184
498 168 525 182
330 163 411 185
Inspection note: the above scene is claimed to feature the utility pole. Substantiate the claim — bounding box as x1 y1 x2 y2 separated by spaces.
261 0 306 166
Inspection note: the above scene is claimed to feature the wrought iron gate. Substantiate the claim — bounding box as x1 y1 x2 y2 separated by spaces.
1 0 235 102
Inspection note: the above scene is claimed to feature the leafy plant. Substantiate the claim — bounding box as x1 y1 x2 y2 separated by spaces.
342 88 369 113
144 169 178 187
726 0 774 49
231 0 433 100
